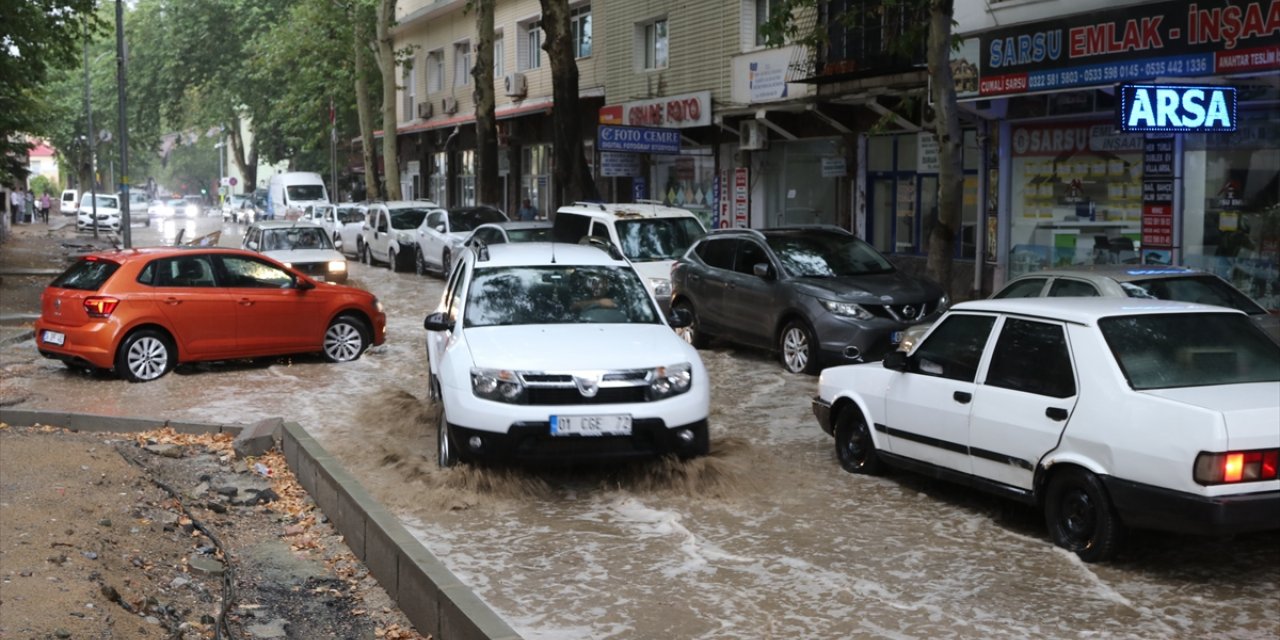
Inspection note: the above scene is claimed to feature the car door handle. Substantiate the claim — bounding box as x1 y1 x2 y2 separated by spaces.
238 299 254 307
164 297 181 306
953 391 972 404
1045 407 1069 421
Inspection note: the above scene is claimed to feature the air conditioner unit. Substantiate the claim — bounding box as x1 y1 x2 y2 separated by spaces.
442 97 459 115
504 72 527 98
416 101 433 119
740 120 769 151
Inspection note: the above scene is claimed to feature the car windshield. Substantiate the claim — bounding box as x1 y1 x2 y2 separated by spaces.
80 195 119 209
1100 313 1280 390
261 227 333 251
389 207 431 230
766 233 895 277
449 207 507 232
1120 275 1266 315
286 185 326 201
464 265 660 327
506 227 551 243
615 218 706 261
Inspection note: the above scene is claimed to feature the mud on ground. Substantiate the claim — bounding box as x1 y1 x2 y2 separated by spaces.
0 423 427 639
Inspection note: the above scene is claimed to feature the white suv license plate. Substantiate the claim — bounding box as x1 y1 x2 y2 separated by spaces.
42 330 65 346
550 414 632 437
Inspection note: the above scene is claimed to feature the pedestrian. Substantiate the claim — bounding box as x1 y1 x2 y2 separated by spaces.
39 192 51 223
9 188 21 224
517 198 537 221
23 189 34 224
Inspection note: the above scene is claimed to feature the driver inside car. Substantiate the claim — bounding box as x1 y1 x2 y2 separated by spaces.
571 273 617 312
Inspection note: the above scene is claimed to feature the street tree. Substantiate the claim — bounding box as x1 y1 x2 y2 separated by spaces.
470 0 501 207
762 0 964 296
0 0 101 186
539 0 598 206
352 0 382 201
375 0 402 200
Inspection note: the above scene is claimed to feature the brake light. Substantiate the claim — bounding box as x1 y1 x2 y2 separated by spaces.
1194 449 1280 485
84 296 120 318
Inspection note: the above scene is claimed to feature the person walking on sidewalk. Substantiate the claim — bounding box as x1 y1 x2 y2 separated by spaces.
39 192 51 223
10 188 22 224
23 189 34 224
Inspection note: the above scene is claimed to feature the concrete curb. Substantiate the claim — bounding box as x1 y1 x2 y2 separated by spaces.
0 409 521 640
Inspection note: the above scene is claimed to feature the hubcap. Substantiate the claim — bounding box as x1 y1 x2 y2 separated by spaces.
324 322 363 361
783 328 809 372
840 424 867 466
128 337 168 380
1061 489 1096 544
416 249 426 275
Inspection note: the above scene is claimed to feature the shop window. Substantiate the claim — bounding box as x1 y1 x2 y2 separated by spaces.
456 149 476 206
522 144 550 218
867 131 979 259
429 152 447 206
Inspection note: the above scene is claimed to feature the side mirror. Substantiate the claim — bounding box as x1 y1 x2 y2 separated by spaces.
247 241 258 251
423 311 453 332
882 350 908 371
752 263 773 279
294 277 316 291
668 307 693 329
434 224 446 233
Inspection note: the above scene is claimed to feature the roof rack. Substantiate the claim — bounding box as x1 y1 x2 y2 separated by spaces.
571 201 607 211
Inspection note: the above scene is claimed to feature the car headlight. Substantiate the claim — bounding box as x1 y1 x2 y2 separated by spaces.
328 260 347 272
648 277 672 298
647 362 693 401
819 299 875 321
186 205 198 216
471 368 525 404
373 297 383 313
396 231 413 245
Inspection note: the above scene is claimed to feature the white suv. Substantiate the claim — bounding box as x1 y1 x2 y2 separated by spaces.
75 193 122 232
423 241 711 467
357 200 440 271
552 202 708 312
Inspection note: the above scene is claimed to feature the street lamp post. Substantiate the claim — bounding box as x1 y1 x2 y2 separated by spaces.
115 0 132 249
82 23 99 240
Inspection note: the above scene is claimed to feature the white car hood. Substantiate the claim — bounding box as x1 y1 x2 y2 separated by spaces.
1144 382 1280 450
263 248 345 264
462 324 696 371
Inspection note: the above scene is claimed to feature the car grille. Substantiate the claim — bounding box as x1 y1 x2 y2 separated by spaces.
518 368 653 406
867 301 935 323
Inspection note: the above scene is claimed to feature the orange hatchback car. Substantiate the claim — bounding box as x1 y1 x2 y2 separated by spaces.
35 247 387 382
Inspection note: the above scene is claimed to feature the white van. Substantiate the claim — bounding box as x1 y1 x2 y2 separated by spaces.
60 189 79 216
266 172 329 221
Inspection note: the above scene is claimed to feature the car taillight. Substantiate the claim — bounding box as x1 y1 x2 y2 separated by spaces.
84 296 120 318
1194 449 1280 485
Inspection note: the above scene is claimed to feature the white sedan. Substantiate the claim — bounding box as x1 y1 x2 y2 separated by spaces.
813 297 1280 562
413 205 508 277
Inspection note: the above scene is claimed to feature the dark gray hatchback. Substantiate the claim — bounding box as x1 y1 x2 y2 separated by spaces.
670 227 948 374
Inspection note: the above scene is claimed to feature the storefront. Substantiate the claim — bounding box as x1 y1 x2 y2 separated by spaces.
952 0 1279 306
865 131 981 260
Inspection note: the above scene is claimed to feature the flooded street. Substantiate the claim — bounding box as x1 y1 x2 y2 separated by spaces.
3 217 1277 639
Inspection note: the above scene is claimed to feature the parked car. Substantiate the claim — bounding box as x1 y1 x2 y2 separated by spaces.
242 220 349 284
303 203 339 242
222 194 249 223
156 198 199 218
126 191 149 226
813 297 1280 562
423 242 709 467
266 172 329 221
899 264 1280 350
357 201 439 271
670 227 948 374
60 189 79 216
552 202 707 312
182 195 206 215
335 205 367 258
34 247 385 382
413 205 509 277
75 194 122 232
452 220 553 273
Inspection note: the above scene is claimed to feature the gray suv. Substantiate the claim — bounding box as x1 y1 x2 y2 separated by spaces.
670 227 948 374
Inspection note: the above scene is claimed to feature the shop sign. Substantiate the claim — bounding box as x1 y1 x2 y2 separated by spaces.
733 168 749 228
600 152 641 177
917 133 940 174
1117 84 1238 132
957 0 1280 99
1142 135 1176 250
598 125 682 154
821 157 848 178
1011 123 1142 156
598 91 712 129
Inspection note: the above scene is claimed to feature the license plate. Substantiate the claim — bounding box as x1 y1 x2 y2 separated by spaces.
891 330 903 344
42 330 65 346
550 414 632 437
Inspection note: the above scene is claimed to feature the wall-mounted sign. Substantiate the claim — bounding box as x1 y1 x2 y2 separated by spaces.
600 152 641 177
598 125 682 154
1117 84 1238 132
598 91 712 129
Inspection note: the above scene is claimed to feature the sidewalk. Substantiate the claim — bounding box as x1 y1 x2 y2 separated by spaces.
0 216 116 346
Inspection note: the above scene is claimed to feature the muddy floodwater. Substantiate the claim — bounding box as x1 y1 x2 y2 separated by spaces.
3 218 1277 639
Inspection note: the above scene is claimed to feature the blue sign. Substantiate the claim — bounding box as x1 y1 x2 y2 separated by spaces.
598 125 682 154
1116 84 1238 133
632 178 647 201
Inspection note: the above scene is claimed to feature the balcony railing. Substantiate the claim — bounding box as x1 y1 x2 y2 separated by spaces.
787 0 929 84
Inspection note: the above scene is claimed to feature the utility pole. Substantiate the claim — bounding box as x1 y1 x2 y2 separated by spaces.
115 0 132 249
82 23 98 241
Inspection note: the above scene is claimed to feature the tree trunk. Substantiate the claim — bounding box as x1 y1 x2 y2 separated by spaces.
924 0 962 300
473 0 500 207
375 0 402 201
539 0 597 208
227 125 253 190
354 6 381 201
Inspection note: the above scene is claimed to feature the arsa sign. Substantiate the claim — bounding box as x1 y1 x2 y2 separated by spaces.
1116 84 1237 133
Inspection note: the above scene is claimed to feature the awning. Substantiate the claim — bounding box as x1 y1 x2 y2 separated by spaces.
370 96 555 140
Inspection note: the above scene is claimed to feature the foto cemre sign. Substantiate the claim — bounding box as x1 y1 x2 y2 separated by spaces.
1116 84 1238 132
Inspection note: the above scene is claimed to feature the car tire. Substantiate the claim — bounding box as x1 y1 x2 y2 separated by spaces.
359 243 371 266
115 329 175 382
415 247 429 276
779 319 820 375
834 407 884 475
673 301 711 349
437 403 457 468
322 314 370 362
1044 467 1125 563
388 247 400 272
439 248 452 278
